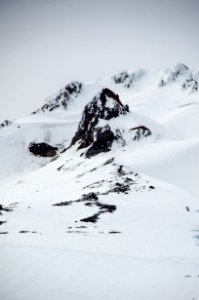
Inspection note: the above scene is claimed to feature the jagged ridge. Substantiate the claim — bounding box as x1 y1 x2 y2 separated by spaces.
32 81 83 113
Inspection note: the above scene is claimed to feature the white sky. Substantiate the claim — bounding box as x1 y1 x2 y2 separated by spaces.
0 0 199 122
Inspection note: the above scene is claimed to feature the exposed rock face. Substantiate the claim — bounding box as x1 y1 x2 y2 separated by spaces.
158 63 198 93
85 125 115 158
32 81 83 113
129 126 152 140
28 142 58 157
167 63 189 83
112 69 145 88
71 88 129 157
112 71 129 84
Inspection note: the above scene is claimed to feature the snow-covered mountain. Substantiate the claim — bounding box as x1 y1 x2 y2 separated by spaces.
1 63 199 300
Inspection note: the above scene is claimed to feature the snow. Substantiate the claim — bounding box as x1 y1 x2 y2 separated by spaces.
0 64 199 299
1 244 199 300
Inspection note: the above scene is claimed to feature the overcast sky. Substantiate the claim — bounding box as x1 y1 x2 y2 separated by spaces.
0 0 199 122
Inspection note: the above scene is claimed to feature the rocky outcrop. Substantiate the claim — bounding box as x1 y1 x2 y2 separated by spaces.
158 63 198 92
85 125 115 158
112 71 129 84
71 88 129 157
168 63 189 82
129 126 152 140
112 70 145 88
182 74 198 92
32 81 83 113
28 142 58 157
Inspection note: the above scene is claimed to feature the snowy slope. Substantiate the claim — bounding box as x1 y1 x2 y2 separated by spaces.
0 63 199 300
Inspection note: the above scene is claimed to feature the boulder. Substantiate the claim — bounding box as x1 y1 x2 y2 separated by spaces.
28 142 58 157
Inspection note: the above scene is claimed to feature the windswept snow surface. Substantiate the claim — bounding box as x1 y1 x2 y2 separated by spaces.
0 65 199 300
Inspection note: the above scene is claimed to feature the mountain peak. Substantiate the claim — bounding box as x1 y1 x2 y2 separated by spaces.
32 81 83 114
71 88 129 157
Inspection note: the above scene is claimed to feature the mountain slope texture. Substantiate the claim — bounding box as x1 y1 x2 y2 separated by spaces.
0 63 199 300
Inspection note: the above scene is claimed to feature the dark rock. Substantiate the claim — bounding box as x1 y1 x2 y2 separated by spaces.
80 213 100 223
83 180 106 190
85 125 115 158
71 88 129 157
76 226 87 229
57 165 64 171
112 71 129 84
96 203 116 213
0 221 6 226
117 165 126 176
89 167 97 172
108 182 131 194
115 129 126 146
53 191 116 224
182 75 198 92
32 81 83 113
185 206 190 212
0 120 12 129
81 193 99 201
129 126 152 140
112 70 145 88
149 185 155 189
0 204 12 214
28 142 58 157
53 193 99 207
103 157 115 165
53 201 73 206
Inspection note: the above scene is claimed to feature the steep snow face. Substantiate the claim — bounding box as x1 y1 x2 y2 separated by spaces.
1 63 199 300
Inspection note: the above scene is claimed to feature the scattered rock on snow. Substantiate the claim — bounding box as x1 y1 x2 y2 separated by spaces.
182 74 198 92
53 192 117 224
0 204 12 215
28 142 58 157
0 120 12 129
129 126 151 141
